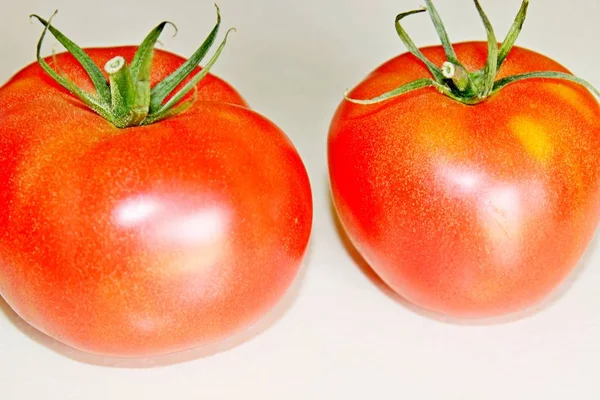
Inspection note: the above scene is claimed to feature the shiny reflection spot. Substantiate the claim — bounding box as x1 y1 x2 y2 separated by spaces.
113 196 162 227
154 207 230 247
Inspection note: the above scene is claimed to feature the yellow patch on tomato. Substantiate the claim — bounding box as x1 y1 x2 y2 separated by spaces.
547 84 597 123
509 115 553 163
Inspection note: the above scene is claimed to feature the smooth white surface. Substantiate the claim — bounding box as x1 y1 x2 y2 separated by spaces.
1 0 599 398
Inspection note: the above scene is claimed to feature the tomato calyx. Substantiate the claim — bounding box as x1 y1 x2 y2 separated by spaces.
345 0 600 106
30 5 235 128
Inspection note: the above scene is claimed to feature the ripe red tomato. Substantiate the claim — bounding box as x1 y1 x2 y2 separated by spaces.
328 1 600 318
0 13 312 357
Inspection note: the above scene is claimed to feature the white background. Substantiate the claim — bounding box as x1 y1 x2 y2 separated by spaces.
1 0 599 399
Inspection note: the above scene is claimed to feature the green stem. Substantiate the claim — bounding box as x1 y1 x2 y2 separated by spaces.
441 62 472 93
345 0 600 106
32 4 232 128
104 56 138 128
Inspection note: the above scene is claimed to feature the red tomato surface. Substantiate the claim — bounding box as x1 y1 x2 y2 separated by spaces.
328 42 600 318
0 47 312 357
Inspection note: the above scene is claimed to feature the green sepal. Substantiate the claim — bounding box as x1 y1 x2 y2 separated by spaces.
423 0 459 66
345 0 600 106
30 13 111 103
32 5 233 129
493 71 600 99
497 0 529 68
473 0 498 98
31 12 113 121
394 8 446 83
149 4 222 113
144 27 235 125
130 21 177 83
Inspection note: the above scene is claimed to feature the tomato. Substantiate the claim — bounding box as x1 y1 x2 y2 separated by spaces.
0 10 312 357
328 1 600 318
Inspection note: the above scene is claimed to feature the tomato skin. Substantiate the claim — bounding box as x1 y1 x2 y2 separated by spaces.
0 47 312 357
328 42 600 318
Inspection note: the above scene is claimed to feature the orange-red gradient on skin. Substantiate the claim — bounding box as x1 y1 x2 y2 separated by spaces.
328 42 600 318
0 48 312 357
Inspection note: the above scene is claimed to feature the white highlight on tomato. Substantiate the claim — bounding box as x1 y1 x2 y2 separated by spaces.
155 207 230 247
440 165 482 193
113 195 162 227
436 162 549 267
